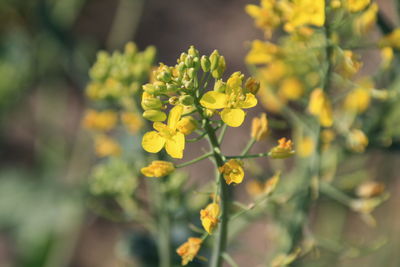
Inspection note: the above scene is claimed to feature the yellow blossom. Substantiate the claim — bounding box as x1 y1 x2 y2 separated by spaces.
345 0 370 12
141 161 175 178
219 159 245 185
121 112 143 133
83 109 117 132
354 3 378 35
200 203 220 234
142 105 186 159
343 78 373 113
285 0 325 31
245 0 282 37
246 40 279 64
176 116 197 135
356 181 385 198
251 113 269 141
308 88 333 127
94 135 121 157
176 237 202 266
347 129 368 153
269 137 295 159
278 77 305 100
297 136 315 158
379 28 400 50
380 47 394 69
200 72 258 127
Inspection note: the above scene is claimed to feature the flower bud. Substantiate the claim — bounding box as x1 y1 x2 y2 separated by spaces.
245 77 260 95
143 109 167 122
179 52 187 63
188 45 199 58
212 55 226 79
210 50 220 71
347 129 368 153
251 113 268 141
169 96 179 105
177 116 197 135
356 181 385 198
185 55 194 68
187 68 196 79
142 83 157 94
179 95 194 106
141 98 162 110
213 79 226 92
201 55 211 72
157 70 172 83
141 160 175 177
203 108 215 118
193 57 200 70
269 138 295 159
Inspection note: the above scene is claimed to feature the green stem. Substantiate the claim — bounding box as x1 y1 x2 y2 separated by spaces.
218 124 227 144
241 138 256 156
319 182 353 206
175 152 213 168
226 152 269 160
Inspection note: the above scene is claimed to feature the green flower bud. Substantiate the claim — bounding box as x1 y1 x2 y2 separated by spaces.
214 79 226 92
210 50 220 71
179 95 194 106
143 83 157 94
188 45 199 58
177 62 186 75
185 55 194 68
187 68 196 79
212 56 226 79
124 42 137 56
154 81 167 93
179 53 187 63
157 70 172 83
169 96 180 105
166 83 178 92
143 110 167 122
142 98 162 110
193 57 200 70
203 108 215 118
201 55 211 72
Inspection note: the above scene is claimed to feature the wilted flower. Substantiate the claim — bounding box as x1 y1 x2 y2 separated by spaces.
269 138 295 159
356 181 385 198
141 161 175 178
200 203 220 234
251 113 269 141
219 159 245 185
176 237 202 266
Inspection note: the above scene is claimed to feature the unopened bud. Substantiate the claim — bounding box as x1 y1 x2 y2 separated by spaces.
251 113 268 141
143 110 167 122
201 55 211 72
188 45 199 58
187 68 196 79
214 79 226 92
179 95 194 106
212 55 226 79
143 83 157 94
142 98 162 110
157 70 172 83
210 50 220 71
185 55 194 68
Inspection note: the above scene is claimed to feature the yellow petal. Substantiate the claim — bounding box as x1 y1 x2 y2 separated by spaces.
142 131 165 153
200 91 227 109
153 122 168 133
165 132 185 159
221 108 245 127
168 105 184 131
240 93 258 108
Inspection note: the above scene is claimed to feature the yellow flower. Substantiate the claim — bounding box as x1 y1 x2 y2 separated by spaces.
142 105 186 159
269 137 295 159
343 78 372 113
278 77 305 100
285 0 325 31
347 129 368 153
200 72 258 127
308 88 333 127
121 112 143 133
345 0 370 12
200 203 220 234
297 136 315 158
246 172 280 196
379 28 400 50
83 109 117 132
380 47 394 69
176 116 197 135
246 40 279 65
94 135 121 157
354 3 378 35
245 0 282 37
219 159 245 185
251 113 269 141
141 161 175 178
176 237 202 266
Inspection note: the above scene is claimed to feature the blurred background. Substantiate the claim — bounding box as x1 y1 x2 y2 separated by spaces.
0 0 399 266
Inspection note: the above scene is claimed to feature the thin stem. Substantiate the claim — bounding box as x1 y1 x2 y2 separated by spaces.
241 138 256 156
187 131 208 142
175 152 213 168
319 181 353 206
226 152 269 160
218 124 227 144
